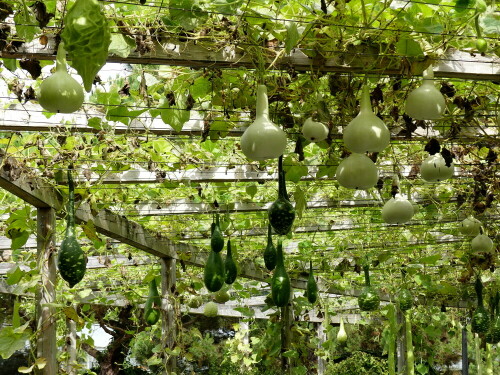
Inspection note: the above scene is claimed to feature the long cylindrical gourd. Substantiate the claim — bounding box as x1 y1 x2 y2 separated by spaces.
271 239 290 307
224 239 237 284
306 260 318 304
263 223 277 271
144 278 161 325
58 170 87 288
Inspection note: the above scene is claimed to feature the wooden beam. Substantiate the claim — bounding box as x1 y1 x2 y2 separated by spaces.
3 35 500 80
34 207 57 375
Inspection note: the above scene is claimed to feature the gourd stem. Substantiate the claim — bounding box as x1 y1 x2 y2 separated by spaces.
278 156 288 200
267 222 273 242
309 260 313 274
227 239 232 256
363 264 371 286
215 212 220 226
276 240 284 267
422 67 434 81
255 85 269 118
359 85 372 114
475 277 484 308
56 43 68 73
67 169 75 231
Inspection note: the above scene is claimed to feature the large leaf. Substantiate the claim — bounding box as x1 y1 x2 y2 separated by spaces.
0 324 31 359
14 3 40 42
164 0 208 30
285 22 301 53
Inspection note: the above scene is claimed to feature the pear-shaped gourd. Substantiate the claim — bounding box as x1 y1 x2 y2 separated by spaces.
144 278 161 325
381 195 414 224
459 216 482 237
204 249 225 292
472 277 490 334
58 170 87 288
471 234 494 253
302 117 329 142
358 265 380 311
343 85 390 153
271 240 291 307
336 153 379 190
240 85 287 160
263 223 277 271
39 43 84 113
396 289 413 311
420 153 454 182
268 156 295 235
405 67 446 120
306 261 318 304
211 213 224 253
224 239 237 284
337 317 348 344
337 317 347 344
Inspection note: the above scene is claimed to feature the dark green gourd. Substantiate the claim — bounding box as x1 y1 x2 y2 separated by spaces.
306 261 318 304
204 249 225 292
271 240 290 307
486 292 500 344
358 264 380 311
58 170 86 288
396 289 413 311
268 156 295 235
224 239 237 284
211 213 224 253
263 223 277 271
472 277 490 334
144 278 161 325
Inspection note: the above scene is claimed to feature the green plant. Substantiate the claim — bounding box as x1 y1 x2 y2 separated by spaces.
263 223 277 271
326 351 388 375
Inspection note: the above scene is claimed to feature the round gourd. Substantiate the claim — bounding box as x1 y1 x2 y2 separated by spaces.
302 117 329 142
420 153 454 182
381 195 414 224
203 301 219 317
336 153 378 190
214 289 230 304
240 85 287 160
343 85 390 153
405 67 446 120
39 43 84 113
471 234 494 253
186 295 203 309
476 38 488 53
358 265 380 311
459 217 482 237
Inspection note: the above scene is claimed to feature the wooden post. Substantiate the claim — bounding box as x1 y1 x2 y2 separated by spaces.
65 316 77 375
397 309 407 374
462 323 469 375
160 257 176 374
35 208 57 375
317 321 326 375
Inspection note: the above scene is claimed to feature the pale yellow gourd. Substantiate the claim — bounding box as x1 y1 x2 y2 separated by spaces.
336 153 378 190
240 85 287 160
343 85 390 153
405 67 446 120
337 316 347 344
381 195 414 224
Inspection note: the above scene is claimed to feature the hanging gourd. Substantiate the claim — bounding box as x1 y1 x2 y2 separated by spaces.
38 43 84 113
336 153 378 190
271 239 291 307
203 301 219 317
211 213 224 253
204 248 225 293
306 261 318 304
459 216 482 237
144 278 161 325
60 0 111 92
240 85 287 160
268 156 295 235
405 67 446 120
472 276 490 334
58 169 87 288
486 292 500 344
302 117 329 143
263 223 277 271
343 85 390 153
471 233 494 253
337 316 348 344
382 195 414 224
224 239 237 284
358 264 380 311
214 288 230 303
420 139 454 182
396 289 413 311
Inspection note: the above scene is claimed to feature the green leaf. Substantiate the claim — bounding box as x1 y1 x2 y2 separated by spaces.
159 105 190 132
282 349 299 358
245 184 257 199
285 22 301 54
106 106 148 126
0 326 31 359
108 34 135 58
395 37 424 57
190 77 211 99
10 230 30 251
164 0 208 30
152 138 170 154
293 186 306 220
454 0 472 13
416 363 429 374
212 0 244 13
18 365 34 373
6 266 24 286
417 254 441 265
480 12 500 35
2 59 17 72
14 5 40 42
286 165 308 183
233 306 255 317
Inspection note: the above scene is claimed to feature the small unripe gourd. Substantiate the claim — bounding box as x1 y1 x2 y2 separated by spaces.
302 117 329 142
39 43 84 113
459 217 482 237
381 195 414 224
471 234 494 253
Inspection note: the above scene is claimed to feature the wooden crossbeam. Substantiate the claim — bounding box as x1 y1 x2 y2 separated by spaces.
3 35 500 80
